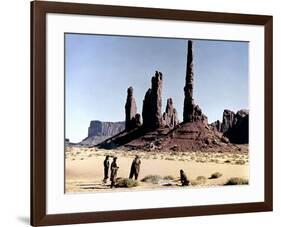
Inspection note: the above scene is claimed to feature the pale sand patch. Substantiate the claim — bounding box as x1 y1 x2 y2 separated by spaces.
65 147 249 193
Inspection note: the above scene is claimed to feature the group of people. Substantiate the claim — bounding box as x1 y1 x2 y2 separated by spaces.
103 155 190 188
103 155 141 188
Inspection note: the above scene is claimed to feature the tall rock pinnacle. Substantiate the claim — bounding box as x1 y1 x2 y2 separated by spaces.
125 86 137 130
183 40 208 124
142 71 163 129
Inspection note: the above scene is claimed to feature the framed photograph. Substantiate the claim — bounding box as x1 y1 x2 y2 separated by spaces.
31 1 273 226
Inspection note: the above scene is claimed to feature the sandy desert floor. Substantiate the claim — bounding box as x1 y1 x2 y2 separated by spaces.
65 146 249 193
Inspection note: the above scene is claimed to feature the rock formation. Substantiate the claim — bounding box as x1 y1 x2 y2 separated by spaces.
183 40 207 124
221 109 236 133
142 71 163 129
162 98 179 128
125 87 138 130
133 113 142 127
224 109 249 144
80 120 125 146
97 40 248 151
211 109 249 144
210 120 222 132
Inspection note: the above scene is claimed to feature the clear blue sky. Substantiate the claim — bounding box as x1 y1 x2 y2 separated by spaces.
65 34 248 142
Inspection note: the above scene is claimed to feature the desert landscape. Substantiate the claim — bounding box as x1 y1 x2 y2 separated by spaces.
65 146 248 193
65 40 249 193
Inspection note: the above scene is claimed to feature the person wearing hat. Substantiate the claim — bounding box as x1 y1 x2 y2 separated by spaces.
129 155 141 180
110 157 119 188
180 169 189 186
103 155 110 183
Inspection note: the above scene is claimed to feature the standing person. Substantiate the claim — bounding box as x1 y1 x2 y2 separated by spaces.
180 169 190 186
103 155 110 183
110 157 119 188
129 155 141 180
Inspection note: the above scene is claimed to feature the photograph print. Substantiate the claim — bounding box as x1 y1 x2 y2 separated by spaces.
65 34 249 193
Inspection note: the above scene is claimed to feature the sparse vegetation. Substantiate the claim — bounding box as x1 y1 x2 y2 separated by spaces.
209 172 223 179
141 175 162 184
116 178 139 188
235 160 246 165
163 175 175 180
189 176 208 186
196 176 207 183
165 157 175 161
224 177 248 185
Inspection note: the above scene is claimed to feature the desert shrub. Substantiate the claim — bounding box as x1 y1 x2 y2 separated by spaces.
196 176 207 183
189 176 208 186
190 180 201 186
163 175 175 180
224 177 248 185
165 157 175 161
116 178 139 188
141 175 162 184
209 172 223 179
235 160 246 165
224 160 231 163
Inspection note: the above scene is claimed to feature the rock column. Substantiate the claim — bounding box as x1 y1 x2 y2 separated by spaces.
142 71 163 129
183 40 207 124
183 40 195 122
125 87 137 130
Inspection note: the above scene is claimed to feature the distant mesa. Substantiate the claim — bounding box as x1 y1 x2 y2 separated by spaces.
80 120 125 146
77 40 248 151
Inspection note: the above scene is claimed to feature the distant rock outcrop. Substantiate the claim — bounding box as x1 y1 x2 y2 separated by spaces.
80 121 125 146
211 109 249 144
183 40 207 124
142 71 163 129
162 98 179 128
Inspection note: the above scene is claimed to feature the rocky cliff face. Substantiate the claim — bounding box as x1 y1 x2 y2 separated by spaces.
224 109 249 144
211 109 249 144
80 121 125 146
88 121 125 137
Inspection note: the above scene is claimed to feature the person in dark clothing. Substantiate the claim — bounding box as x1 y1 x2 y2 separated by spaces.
110 157 119 188
180 169 190 186
103 155 110 183
129 155 141 180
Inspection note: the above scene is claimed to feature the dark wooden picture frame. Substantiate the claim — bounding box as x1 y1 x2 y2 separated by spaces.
31 1 273 226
